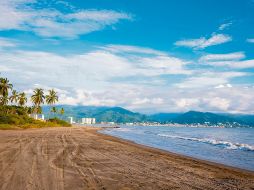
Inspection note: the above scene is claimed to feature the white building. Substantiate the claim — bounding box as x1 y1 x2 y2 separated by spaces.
81 118 96 124
29 114 45 121
68 117 74 124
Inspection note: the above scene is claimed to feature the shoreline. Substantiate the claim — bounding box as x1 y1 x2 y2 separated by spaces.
0 126 253 189
96 127 254 175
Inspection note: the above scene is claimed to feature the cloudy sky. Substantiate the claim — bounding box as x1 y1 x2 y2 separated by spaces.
0 0 254 114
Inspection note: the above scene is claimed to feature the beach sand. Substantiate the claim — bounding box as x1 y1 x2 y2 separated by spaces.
0 127 253 190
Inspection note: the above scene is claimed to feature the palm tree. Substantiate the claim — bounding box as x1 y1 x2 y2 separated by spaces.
0 78 13 97
26 106 33 114
59 108 65 120
9 90 19 105
30 106 37 114
31 88 45 114
46 89 58 118
51 107 57 118
0 95 9 106
0 78 13 105
60 108 65 115
18 92 27 107
37 106 42 114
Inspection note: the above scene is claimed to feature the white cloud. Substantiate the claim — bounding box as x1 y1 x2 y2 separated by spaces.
247 38 254 43
218 22 232 31
214 84 232 89
0 0 32 30
15 73 254 114
0 65 12 72
175 98 199 108
58 89 119 107
175 33 232 49
231 60 254 69
0 44 191 93
175 71 246 89
132 97 164 106
101 44 167 56
204 59 254 69
204 97 230 111
132 98 150 105
0 38 17 48
199 52 245 62
0 0 132 38
65 10 131 22
136 56 191 75
199 52 254 69
1 42 253 114
111 85 254 114
99 45 191 75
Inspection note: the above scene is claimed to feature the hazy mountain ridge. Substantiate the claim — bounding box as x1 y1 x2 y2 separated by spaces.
148 113 182 122
43 106 254 126
172 111 240 124
43 105 147 123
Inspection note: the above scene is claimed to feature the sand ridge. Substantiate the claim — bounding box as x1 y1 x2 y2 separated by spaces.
0 127 253 190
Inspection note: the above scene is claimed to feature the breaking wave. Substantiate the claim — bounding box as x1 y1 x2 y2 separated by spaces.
158 134 254 151
114 128 131 132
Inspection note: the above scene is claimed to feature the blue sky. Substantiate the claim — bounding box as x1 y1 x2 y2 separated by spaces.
0 0 254 113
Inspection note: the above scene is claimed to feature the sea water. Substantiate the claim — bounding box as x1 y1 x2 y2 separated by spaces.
101 126 254 171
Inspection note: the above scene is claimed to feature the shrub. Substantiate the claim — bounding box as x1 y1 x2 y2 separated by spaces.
0 105 71 129
47 118 71 127
0 124 19 130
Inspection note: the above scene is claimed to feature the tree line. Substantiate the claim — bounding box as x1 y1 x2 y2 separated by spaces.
0 74 64 118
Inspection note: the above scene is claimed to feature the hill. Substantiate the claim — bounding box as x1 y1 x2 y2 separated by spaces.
148 113 181 123
221 114 254 126
43 106 254 127
43 105 147 123
93 107 147 123
172 111 239 125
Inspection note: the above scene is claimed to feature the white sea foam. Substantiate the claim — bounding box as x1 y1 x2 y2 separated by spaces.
158 134 254 151
115 128 131 132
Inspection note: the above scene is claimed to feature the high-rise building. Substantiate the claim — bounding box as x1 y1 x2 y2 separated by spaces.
68 117 74 124
81 118 96 124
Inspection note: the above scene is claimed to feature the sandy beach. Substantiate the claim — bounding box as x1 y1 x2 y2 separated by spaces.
0 127 254 190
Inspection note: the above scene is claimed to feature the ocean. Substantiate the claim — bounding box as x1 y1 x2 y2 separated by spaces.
101 126 254 171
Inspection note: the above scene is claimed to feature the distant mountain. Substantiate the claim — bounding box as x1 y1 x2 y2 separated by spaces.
42 106 254 127
149 113 181 123
92 107 147 123
43 105 147 123
172 111 241 125
221 114 254 126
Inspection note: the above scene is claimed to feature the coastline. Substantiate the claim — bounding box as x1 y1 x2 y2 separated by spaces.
98 127 254 174
97 127 254 175
0 126 253 189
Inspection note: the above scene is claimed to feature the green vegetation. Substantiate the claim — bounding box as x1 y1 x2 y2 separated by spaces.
60 108 65 117
18 92 27 107
9 90 19 105
47 118 71 127
0 105 70 129
46 89 58 115
0 74 69 129
31 88 45 114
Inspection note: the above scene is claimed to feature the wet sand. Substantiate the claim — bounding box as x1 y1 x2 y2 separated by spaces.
0 127 254 190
